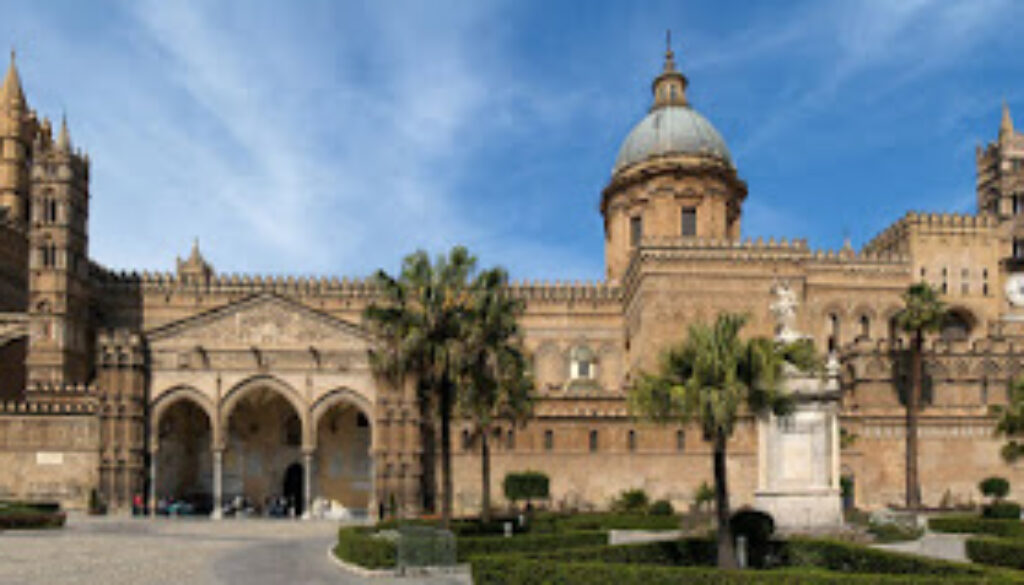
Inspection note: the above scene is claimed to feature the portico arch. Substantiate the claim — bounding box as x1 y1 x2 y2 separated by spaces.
312 387 375 515
150 389 215 515
220 375 309 516
220 375 310 448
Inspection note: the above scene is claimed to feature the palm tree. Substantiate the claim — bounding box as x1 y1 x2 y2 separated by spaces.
629 313 815 569
895 283 945 510
364 246 477 527
455 267 533 522
992 378 1024 463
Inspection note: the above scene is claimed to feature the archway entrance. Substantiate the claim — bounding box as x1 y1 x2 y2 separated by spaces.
155 398 212 513
315 401 373 515
224 387 303 516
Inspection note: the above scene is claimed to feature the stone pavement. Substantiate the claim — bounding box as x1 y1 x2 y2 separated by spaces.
873 531 970 563
0 514 470 585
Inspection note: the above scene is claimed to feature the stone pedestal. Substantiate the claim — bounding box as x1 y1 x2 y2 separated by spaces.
755 360 843 530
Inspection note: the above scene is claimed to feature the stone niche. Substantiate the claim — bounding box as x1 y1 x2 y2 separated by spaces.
755 362 843 529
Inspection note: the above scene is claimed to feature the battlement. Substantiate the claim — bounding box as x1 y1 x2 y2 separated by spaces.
507 280 619 302
864 211 999 255
0 400 96 415
640 235 810 252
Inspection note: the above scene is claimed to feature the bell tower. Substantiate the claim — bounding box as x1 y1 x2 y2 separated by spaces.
0 51 38 228
26 115 91 384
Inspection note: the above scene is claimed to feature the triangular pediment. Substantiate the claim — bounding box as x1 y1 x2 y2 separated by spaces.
146 293 371 350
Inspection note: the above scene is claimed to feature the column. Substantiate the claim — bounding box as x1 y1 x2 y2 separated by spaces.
301 450 314 519
830 409 841 491
148 449 158 517
211 448 224 520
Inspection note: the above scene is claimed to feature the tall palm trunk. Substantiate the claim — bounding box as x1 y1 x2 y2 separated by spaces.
713 430 737 569
906 329 923 510
440 380 454 528
481 429 492 523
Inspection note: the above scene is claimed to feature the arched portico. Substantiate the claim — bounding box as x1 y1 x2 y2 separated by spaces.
311 388 375 516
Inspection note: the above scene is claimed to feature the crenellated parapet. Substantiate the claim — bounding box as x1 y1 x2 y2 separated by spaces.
96 328 145 369
507 280 619 303
0 380 100 416
863 211 1000 256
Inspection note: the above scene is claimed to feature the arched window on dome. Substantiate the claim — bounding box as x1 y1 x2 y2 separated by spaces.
681 207 697 237
630 216 643 247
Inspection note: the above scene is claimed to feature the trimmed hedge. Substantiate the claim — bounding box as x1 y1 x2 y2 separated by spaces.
782 538 984 577
967 537 1024 570
0 502 65 530
929 516 1024 539
531 537 717 566
983 502 1022 520
457 530 607 561
518 537 981 577
531 512 681 532
470 557 1015 585
334 527 396 569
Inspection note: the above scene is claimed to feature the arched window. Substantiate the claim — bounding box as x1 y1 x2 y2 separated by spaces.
544 429 554 451
859 315 870 340
461 429 471 451
588 430 599 453
627 430 637 452
827 314 840 352
506 429 515 450
676 429 686 452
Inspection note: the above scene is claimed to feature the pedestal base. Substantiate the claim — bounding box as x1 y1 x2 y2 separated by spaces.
755 488 842 529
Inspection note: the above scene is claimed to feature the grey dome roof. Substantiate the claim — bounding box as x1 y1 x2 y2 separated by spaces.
613 105 732 174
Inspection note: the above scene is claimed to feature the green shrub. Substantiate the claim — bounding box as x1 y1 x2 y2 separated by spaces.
533 512 679 532
781 538 984 577
980 477 1011 501
983 502 1021 520
503 471 549 505
729 509 776 568
470 557 1006 585
0 501 65 530
612 489 650 513
530 537 717 566
868 520 924 543
456 530 606 561
334 527 396 569
966 537 1024 570
693 481 714 512
648 500 674 516
929 516 1024 539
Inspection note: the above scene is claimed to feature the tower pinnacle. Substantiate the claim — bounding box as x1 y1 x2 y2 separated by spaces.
56 114 71 152
0 48 25 110
1000 100 1014 139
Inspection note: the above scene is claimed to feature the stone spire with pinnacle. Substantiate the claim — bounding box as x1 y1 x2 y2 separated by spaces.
0 49 26 111
651 30 689 110
1000 100 1014 140
56 114 71 152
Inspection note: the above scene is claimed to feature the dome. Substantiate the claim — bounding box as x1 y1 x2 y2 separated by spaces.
613 105 732 174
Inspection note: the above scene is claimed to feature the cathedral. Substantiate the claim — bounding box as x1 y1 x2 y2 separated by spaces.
0 43 1021 518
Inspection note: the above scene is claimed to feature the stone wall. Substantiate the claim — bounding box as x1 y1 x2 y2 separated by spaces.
0 414 99 509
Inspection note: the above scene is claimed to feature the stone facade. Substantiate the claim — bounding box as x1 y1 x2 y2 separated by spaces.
0 45 1022 518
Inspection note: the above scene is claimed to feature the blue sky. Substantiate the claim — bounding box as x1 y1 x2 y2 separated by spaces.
2 0 1022 281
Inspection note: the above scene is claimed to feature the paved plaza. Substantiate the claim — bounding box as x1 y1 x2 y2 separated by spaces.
0 515 469 585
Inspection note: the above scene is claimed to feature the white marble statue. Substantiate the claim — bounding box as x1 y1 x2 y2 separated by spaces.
770 281 801 342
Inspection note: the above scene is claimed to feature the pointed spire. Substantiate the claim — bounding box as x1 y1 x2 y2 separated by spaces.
0 48 26 110
663 29 676 73
56 113 71 152
1000 100 1014 139
651 31 688 110
189 237 201 262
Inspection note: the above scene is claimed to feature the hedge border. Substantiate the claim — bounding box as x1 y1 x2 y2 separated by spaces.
470 557 1015 585
966 537 1024 570
929 516 1024 539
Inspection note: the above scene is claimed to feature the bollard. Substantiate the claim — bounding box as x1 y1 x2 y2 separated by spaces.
736 535 748 569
